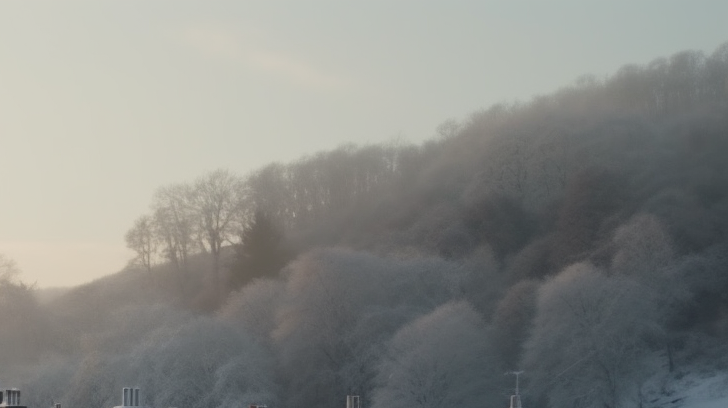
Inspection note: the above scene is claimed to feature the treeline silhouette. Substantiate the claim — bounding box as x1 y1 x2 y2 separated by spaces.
2 43 728 408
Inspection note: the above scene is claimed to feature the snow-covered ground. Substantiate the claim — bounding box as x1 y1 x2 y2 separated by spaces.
645 369 728 408
674 372 728 408
687 398 728 408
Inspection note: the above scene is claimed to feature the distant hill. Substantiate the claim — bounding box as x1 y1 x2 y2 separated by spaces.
34 286 71 305
4 42 728 408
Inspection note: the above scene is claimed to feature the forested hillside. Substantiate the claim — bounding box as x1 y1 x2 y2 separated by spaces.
2 44 728 408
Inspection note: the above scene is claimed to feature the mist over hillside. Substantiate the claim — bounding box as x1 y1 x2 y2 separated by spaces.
2 43 728 408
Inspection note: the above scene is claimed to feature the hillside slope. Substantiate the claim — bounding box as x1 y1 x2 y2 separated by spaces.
3 42 728 408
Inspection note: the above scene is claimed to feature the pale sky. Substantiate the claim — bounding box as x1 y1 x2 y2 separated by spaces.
1 1 726 288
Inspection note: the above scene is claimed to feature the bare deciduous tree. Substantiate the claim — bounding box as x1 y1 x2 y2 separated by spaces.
189 169 250 295
125 215 158 273
152 183 196 276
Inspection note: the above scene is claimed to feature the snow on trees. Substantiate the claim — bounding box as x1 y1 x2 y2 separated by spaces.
523 262 663 408
371 301 498 408
272 248 465 408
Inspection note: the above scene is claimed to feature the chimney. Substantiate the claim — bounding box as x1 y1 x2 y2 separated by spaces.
120 387 141 407
1 389 23 407
346 395 360 408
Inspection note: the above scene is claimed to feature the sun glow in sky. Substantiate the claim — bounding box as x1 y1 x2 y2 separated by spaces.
1 1 726 287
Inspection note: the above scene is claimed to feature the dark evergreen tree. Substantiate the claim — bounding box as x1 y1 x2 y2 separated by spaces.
229 210 292 290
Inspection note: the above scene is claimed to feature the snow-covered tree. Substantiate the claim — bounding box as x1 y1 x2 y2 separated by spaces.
371 301 498 408
273 249 464 408
523 263 662 408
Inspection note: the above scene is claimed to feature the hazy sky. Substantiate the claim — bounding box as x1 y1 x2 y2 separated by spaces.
1 1 726 287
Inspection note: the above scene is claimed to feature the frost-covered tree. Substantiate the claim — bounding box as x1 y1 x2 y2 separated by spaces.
371 301 498 408
492 279 539 370
523 263 662 408
0 254 44 368
64 352 117 408
129 317 278 408
18 357 76 408
218 278 285 343
273 249 464 408
611 213 674 278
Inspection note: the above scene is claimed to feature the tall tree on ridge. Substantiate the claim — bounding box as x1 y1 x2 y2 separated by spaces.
125 214 157 273
152 183 196 277
190 169 249 296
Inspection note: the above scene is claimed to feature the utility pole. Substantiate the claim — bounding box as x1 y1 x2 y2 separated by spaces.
506 371 523 408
